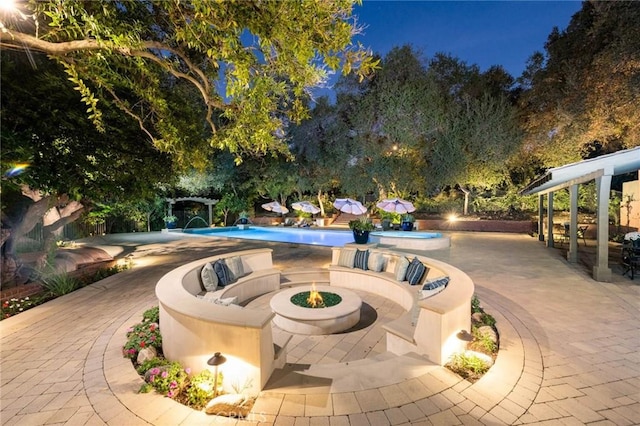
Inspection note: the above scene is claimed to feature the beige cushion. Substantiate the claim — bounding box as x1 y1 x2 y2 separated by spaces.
226 256 245 280
368 252 385 272
338 249 357 268
394 256 410 281
200 262 218 292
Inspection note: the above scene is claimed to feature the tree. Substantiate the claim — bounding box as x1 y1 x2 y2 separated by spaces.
517 1 640 167
0 0 377 164
1 50 174 283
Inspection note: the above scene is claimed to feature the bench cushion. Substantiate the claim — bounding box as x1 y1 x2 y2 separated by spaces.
354 249 369 270
214 259 236 286
368 252 385 272
338 248 357 268
200 262 219 292
406 257 428 285
226 256 245 280
394 256 410 281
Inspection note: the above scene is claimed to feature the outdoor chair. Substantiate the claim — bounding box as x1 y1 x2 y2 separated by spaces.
621 238 640 280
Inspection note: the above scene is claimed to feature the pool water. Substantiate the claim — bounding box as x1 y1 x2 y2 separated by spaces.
183 226 355 246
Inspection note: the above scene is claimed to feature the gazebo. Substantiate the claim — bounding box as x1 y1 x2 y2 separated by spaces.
521 146 640 282
166 197 218 226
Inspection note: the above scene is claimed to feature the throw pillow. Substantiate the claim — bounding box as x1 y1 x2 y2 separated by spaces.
419 276 449 300
337 249 357 268
214 296 239 306
200 262 219 292
225 256 245 280
213 259 236 287
353 249 369 270
367 252 385 272
394 256 410 281
406 257 428 285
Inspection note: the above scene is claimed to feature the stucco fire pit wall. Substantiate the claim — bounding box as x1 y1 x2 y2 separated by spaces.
369 231 451 251
270 286 362 335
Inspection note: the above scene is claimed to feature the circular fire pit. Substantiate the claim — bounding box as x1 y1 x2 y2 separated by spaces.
270 285 362 335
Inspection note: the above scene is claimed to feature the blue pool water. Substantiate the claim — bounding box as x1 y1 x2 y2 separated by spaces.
183 226 355 246
183 226 443 247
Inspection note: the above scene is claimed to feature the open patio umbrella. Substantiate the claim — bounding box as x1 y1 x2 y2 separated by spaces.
291 201 321 215
333 198 367 215
376 198 416 214
261 201 289 215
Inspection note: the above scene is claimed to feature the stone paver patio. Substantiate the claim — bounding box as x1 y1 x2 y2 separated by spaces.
1 231 638 425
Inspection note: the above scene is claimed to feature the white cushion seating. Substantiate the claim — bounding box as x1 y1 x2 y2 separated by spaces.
329 247 474 365
155 248 286 395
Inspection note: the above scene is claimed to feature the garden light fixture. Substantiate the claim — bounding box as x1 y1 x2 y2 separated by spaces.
207 352 227 397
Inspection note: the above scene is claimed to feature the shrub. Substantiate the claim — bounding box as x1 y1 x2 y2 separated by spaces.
123 312 162 360
447 352 491 380
471 295 481 313
40 271 79 296
185 369 219 409
146 362 188 398
1 296 43 319
136 357 171 376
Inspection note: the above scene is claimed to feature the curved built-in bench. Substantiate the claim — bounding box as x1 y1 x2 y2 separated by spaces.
155 248 286 395
330 247 474 365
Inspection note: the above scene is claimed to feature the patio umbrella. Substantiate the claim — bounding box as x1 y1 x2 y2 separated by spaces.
291 201 321 215
261 201 289 215
333 198 367 215
376 198 416 214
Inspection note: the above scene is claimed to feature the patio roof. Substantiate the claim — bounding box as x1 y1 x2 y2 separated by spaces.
521 146 640 195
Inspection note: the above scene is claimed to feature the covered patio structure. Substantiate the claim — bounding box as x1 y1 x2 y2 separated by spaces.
521 146 640 282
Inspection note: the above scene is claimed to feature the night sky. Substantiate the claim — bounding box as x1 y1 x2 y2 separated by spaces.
316 0 582 97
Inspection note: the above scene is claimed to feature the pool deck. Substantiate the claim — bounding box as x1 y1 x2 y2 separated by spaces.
1 231 639 425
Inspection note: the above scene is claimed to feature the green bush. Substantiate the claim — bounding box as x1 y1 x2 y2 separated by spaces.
447 352 491 379
123 312 162 359
186 369 220 409
145 362 188 398
40 272 79 296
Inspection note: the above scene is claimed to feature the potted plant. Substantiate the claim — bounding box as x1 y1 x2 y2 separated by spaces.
238 211 250 225
349 217 375 244
401 214 415 231
163 215 178 229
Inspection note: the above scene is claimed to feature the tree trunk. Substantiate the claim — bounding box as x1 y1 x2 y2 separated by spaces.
317 190 325 217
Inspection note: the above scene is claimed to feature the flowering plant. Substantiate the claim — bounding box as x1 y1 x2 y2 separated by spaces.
2 297 40 319
123 307 162 359
145 362 188 398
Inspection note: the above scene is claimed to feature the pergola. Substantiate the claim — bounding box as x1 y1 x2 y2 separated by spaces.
166 197 219 226
521 146 640 282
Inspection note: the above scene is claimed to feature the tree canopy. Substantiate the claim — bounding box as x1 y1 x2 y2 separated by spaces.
0 0 377 165
517 0 640 167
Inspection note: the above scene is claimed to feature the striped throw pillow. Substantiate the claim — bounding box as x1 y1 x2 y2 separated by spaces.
213 259 236 287
406 257 428 285
338 249 357 268
354 249 369 270
367 252 385 272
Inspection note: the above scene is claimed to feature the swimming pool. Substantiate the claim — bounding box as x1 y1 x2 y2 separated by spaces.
183 226 355 246
184 226 449 250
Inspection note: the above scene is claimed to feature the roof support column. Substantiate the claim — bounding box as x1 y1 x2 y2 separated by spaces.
546 192 555 248
538 195 545 242
593 173 612 281
207 203 213 226
567 184 578 263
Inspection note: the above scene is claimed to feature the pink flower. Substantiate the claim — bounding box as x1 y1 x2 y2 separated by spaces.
150 368 160 375
161 371 168 378
170 381 177 389
185 368 191 375
167 390 174 398
149 374 155 382
128 349 136 355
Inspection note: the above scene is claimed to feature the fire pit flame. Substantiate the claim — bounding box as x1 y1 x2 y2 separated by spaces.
307 283 324 308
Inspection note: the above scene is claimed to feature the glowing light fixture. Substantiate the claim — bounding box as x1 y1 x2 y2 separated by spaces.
0 0 17 13
207 352 227 397
448 214 458 222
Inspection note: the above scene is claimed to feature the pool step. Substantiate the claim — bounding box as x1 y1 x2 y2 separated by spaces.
280 267 329 287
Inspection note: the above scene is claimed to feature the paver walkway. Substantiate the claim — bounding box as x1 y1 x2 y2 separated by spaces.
1 231 638 425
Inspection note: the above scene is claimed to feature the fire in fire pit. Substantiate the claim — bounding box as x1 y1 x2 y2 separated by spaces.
289 283 342 309
307 283 324 308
